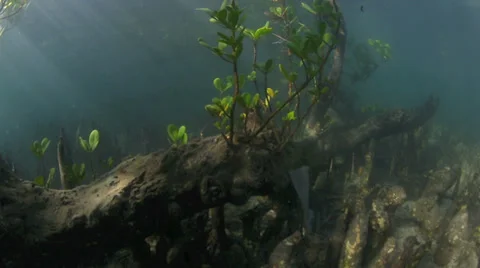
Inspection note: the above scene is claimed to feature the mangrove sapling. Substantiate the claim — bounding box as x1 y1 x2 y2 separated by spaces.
78 129 100 180
69 163 86 186
344 38 392 85
103 156 115 169
30 137 51 185
197 0 340 147
166 124 189 146
33 167 56 189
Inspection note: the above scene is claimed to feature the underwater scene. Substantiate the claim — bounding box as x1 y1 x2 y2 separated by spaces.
0 0 479 267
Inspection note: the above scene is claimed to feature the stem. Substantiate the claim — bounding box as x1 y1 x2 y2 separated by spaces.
229 31 241 143
41 157 47 179
90 155 95 180
253 75 314 138
252 43 260 95
244 42 259 137
288 59 311 138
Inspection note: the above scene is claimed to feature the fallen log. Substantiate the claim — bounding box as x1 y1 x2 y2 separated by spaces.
0 97 438 267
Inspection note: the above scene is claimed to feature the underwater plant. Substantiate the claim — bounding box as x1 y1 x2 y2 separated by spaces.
69 163 86 185
30 137 51 185
30 137 50 159
0 0 30 37
78 129 100 179
194 0 341 146
166 124 188 146
345 36 392 85
368 38 392 61
104 156 114 169
33 167 56 188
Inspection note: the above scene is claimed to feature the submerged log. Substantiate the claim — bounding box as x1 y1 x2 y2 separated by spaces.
0 97 438 266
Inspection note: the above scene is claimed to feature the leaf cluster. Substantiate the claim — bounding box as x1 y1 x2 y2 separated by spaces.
167 124 188 146
368 39 392 61
33 167 56 189
78 129 100 153
30 138 50 158
195 0 341 145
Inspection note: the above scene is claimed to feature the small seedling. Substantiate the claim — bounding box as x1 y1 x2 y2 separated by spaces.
167 124 188 146
71 163 86 182
33 167 56 189
79 129 100 153
78 129 100 179
30 138 50 158
106 157 114 169
31 137 51 185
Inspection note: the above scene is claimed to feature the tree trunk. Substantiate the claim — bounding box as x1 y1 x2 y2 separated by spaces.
0 97 438 267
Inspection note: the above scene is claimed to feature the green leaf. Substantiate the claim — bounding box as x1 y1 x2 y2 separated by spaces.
227 8 240 28
89 129 100 151
253 22 273 40
46 168 56 188
40 138 50 154
49 167 56 177
286 41 301 56
237 93 250 108
252 93 260 107
278 64 298 83
198 38 212 49
282 111 297 121
278 64 289 80
323 32 334 46
243 28 255 39
217 32 232 43
254 59 274 74
212 47 224 57
301 3 317 14
213 78 224 91
205 104 222 116
177 126 186 140
244 93 252 107
182 133 188 144
79 137 90 152
34 176 45 186
270 6 283 16
216 9 228 23
266 88 276 98
265 59 273 72
72 163 86 178
238 75 246 88
167 124 178 142
196 7 214 15
219 0 228 10
317 22 327 37
218 41 228 50
247 71 256 81
107 157 114 168
31 141 41 158
79 163 86 177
